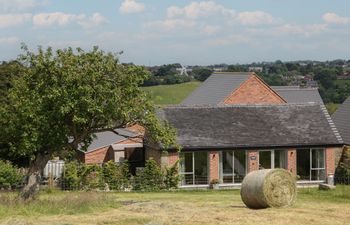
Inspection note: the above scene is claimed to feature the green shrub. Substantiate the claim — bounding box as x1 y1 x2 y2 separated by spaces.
134 159 164 191
62 161 80 190
80 164 103 190
164 161 180 189
102 160 130 190
0 160 23 189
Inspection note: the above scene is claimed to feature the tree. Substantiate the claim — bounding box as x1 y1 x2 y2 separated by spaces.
0 45 176 200
192 68 213 81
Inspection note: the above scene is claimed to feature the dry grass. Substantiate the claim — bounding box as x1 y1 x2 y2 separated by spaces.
0 186 350 225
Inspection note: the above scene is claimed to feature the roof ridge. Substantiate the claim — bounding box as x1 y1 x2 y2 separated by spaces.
320 104 344 144
170 102 321 109
213 72 253 75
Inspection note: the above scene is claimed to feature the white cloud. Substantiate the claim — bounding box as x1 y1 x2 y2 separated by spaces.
119 0 145 14
0 13 32 28
0 0 48 12
143 19 197 31
201 25 220 35
33 12 106 29
323 12 349 25
237 11 277 25
0 36 19 45
33 12 78 27
77 13 107 29
167 1 235 19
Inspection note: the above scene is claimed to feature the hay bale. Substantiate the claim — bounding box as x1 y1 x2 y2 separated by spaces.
240 169 296 209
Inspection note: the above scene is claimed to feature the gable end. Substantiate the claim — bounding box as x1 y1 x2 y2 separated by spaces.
222 73 287 105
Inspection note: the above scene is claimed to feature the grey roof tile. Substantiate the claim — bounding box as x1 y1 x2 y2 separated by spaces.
158 104 342 149
86 128 137 152
181 73 324 105
332 96 350 144
181 72 251 105
271 86 324 104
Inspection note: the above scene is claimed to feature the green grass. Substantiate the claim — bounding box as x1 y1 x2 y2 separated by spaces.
325 102 339 115
335 79 350 87
142 81 201 105
1 186 350 224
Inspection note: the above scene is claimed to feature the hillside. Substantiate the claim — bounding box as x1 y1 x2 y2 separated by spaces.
142 82 200 105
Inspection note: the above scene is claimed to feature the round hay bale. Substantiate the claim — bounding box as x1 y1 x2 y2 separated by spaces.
240 169 296 209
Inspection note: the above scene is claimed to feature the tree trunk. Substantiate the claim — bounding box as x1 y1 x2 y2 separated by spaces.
20 152 51 201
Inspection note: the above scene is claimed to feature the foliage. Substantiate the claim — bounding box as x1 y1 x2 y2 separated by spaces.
164 161 180 189
192 68 213 81
62 161 133 190
257 72 288 86
0 160 24 189
142 63 193 86
325 103 339 115
336 146 350 177
134 159 164 191
102 160 130 190
0 45 176 195
80 164 103 190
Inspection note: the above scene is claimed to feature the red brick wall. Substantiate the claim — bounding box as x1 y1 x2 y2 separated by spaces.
248 150 259 172
209 151 219 181
85 146 113 164
223 75 286 105
287 149 297 175
326 148 335 176
168 152 179 167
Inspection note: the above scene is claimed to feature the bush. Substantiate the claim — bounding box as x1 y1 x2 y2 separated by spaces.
62 161 80 190
164 161 180 190
134 159 164 191
102 160 130 190
80 164 103 190
0 160 23 189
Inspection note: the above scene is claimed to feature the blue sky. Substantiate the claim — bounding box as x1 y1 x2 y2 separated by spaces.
0 0 350 65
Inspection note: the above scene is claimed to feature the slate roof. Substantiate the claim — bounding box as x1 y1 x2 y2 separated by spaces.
181 72 324 105
157 104 343 149
332 96 350 144
271 86 324 104
86 128 137 152
181 72 251 105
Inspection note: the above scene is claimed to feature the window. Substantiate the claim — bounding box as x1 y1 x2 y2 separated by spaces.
219 151 247 184
259 150 287 170
180 152 208 185
297 148 326 181
311 149 325 181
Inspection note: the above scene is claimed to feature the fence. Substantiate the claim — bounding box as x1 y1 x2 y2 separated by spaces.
334 175 350 185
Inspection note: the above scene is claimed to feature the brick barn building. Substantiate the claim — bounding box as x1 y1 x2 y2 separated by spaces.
84 72 344 187
146 72 344 187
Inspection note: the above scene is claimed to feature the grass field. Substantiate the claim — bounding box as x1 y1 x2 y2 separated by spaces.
142 82 201 105
1 186 350 225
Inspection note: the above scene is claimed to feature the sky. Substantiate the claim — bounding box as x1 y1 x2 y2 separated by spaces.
0 0 350 65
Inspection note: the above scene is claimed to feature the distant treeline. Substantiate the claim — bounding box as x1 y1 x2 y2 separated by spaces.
1 59 350 105
142 60 350 104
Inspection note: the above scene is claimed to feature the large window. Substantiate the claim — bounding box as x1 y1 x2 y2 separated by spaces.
259 150 287 170
180 152 208 185
297 148 325 181
219 151 247 184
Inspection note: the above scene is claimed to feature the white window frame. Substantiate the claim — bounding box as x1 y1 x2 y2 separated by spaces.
219 150 247 184
258 149 288 170
310 148 326 181
179 152 209 186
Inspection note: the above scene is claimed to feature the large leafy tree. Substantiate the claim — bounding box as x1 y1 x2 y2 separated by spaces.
0 45 176 200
